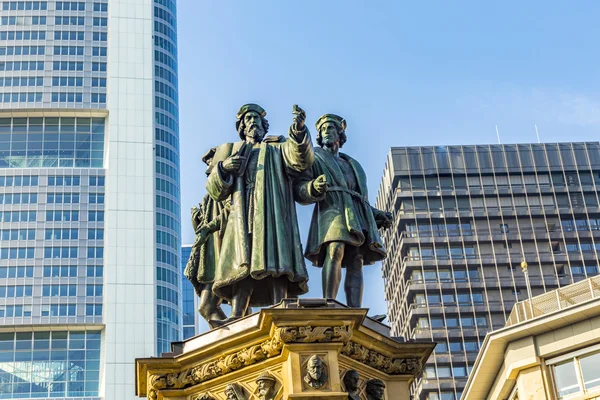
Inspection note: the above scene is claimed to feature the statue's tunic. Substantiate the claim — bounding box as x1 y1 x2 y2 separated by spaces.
295 148 387 266
183 195 229 294
206 129 313 306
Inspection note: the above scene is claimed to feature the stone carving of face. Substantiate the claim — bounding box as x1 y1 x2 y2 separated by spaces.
257 378 275 399
224 385 237 400
320 122 340 149
343 370 360 391
243 111 265 141
366 379 386 400
308 357 324 380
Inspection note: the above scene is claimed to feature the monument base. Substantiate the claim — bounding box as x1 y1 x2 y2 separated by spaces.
135 299 434 400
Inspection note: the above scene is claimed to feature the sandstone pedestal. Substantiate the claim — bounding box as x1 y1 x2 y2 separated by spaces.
135 300 434 400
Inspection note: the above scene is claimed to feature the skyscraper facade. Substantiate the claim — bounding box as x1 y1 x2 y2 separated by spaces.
376 142 600 400
181 245 199 339
0 0 181 398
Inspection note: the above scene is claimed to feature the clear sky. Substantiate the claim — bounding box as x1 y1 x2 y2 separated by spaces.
177 1 600 332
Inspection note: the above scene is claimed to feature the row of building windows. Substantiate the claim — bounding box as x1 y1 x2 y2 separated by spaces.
0 193 38 204
45 228 78 240
0 92 43 103
155 96 178 117
0 304 100 318
156 228 179 249
55 1 85 10
0 30 45 40
0 247 35 259
47 193 79 203
0 228 35 240
411 269 480 282
52 77 82 87
0 266 33 278
157 265 179 286
425 364 472 379
154 21 176 46
435 340 481 354
0 77 43 87
157 285 179 306
155 65 178 87
46 210 79 221
54 16 84 25
398 171 600 191
417 316 488 329
48 175 80 186
404 218 600 239
154 5 176 27
42 265 102 278
0 211 36 222
0 265 103 279
2 1 47 11
398 192 599 213
155 128 179 152
0 16 46 25
415 292 485 306
0 175 38 186
157 303 180 325
156 212 180 233
54 30 83 40
0 61 44 71
0 285 32 297
392 144 600 174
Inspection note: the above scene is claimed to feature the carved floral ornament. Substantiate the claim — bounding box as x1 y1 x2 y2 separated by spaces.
146 324 419 397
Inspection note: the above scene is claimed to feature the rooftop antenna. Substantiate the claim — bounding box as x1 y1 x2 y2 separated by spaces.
535 124 541 143
495 125 501 144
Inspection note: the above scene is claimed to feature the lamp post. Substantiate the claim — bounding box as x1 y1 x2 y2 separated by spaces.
521 261 534 318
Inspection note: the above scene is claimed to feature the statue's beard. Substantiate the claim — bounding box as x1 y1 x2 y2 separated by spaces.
245 125 264 141
322 137 339 149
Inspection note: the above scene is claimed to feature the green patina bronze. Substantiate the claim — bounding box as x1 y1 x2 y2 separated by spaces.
187 105 392 327
204 104 314 326
294 114 392 307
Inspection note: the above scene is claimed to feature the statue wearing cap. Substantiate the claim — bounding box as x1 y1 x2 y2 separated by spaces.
255 371 278 400
294 114 393 307
184 147 230 325
205 104 314 325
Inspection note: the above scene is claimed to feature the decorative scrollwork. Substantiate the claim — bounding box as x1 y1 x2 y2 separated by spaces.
341 341 421 374
147 332 285 393
276 325 352 343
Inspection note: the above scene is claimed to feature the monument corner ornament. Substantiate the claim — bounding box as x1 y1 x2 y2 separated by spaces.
135 104 434 399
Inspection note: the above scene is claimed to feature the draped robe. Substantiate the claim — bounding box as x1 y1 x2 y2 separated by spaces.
206 128 314 306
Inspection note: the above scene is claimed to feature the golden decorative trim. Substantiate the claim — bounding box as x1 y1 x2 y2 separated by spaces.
148 329 285 394
277 325 353 343
341 341 421 374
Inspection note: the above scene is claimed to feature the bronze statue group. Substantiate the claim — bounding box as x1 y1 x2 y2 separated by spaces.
184 104 393 328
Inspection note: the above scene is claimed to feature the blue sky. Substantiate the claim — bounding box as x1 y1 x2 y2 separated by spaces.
177 1 600 331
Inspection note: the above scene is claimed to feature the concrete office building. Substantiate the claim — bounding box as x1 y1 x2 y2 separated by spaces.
0 0 181 398
375 142 600 400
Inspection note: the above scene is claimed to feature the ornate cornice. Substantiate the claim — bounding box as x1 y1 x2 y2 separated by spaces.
147 325 353 396
147 324 419 398
148 330 285 397
277 325 353 343
341 341 421 375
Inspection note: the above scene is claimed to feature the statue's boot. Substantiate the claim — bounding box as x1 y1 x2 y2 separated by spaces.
208 316 241 328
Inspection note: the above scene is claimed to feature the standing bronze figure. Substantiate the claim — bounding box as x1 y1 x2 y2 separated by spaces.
184 148 229 325
294 114 392 307
206 104 314 325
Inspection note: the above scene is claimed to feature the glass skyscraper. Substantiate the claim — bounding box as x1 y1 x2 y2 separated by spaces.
0 0 181 398
376 142 600 400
